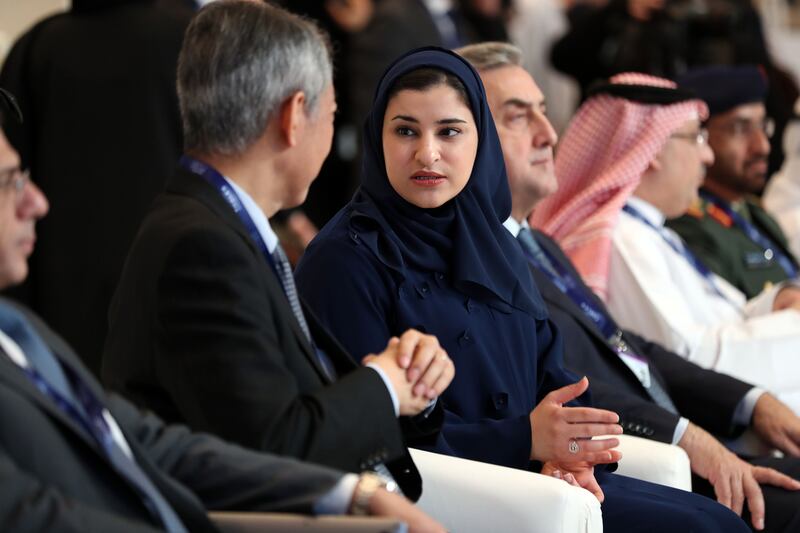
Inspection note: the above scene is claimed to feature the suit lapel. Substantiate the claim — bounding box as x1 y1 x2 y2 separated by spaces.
530 232 670 397
0 353 105 453
749 201 798 263
165 168 335 384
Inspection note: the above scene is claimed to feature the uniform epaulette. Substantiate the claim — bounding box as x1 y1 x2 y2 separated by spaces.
707 203 733 228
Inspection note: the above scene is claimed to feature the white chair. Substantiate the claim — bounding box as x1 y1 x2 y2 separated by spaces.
409 448 603 533
614 434 692 491
411 435 692 533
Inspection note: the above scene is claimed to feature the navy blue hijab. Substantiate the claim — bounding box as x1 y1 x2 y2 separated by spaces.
348 47 546 319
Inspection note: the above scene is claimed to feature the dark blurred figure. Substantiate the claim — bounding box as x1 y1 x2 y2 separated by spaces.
0 0 194 375
461 0 513 42
349 0 482 135
551 0 799 178
275 0 373 229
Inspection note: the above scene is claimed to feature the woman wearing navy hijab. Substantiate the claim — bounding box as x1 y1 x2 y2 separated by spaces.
296 47 747 532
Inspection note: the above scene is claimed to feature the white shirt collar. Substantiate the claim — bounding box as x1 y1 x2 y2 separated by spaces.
626 196 666 227
502 217 530 238
224 177 279 254
423 0 454 16
0 329 29 368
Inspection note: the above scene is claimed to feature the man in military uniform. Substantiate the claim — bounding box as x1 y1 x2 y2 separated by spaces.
668 66 799 299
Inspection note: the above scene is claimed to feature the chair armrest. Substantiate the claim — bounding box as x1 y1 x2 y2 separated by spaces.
208 511 406 532
409 448 602 533
615 434 691 491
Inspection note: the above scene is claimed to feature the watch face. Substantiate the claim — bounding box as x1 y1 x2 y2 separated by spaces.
385 479 399 494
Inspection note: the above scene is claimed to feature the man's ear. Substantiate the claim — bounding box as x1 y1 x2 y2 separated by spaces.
278 91 307 148
646 153 663 173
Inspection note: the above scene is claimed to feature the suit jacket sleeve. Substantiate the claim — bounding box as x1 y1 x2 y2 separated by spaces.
587 378 682 443
152 225 404 472
107 393 344 515
626 330 752 438
0 444 163 533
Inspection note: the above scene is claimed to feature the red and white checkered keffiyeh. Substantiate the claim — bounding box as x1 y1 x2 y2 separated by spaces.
531 73 708 299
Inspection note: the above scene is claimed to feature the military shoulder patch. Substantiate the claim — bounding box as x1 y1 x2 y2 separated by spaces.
686 198 704 219
707 203 733 228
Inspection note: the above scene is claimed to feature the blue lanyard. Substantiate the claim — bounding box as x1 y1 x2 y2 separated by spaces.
520 232 647 361
622 204 730 301
518 233 618 341
179 156 280 278
699 190 799 278
22 362 115 453
20 360 180 529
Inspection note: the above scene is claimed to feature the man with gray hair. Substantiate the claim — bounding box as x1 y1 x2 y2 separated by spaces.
458 41 800 531
102 0 453 507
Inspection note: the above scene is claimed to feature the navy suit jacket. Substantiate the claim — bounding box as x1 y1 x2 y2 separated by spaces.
530 230 752 443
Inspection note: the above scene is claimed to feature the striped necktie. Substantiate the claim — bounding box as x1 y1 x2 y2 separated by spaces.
272 245 337 381
272 244 312 341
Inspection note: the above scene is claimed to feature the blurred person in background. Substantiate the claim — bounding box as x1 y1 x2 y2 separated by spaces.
0 0 194 375
763 100 800 259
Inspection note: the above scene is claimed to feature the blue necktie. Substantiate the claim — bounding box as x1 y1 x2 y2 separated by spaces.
272 245 337 381
0 303 187 532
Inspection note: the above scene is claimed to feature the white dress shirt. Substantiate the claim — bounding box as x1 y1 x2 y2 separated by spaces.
607 196 800 413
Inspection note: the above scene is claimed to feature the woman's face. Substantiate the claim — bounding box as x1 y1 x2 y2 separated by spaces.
382 84 478 209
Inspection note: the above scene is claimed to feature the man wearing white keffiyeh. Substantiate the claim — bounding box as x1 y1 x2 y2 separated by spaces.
534 73 800 416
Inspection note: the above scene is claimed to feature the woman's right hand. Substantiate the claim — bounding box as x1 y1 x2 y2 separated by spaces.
529 377 623 463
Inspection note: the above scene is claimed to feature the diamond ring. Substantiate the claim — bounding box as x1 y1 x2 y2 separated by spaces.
568 439 580 454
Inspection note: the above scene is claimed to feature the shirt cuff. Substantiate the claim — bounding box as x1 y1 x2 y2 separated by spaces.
365 363 400 417
733 387 766 426
314 473 360 515
671 417 690 445
744 279 800 317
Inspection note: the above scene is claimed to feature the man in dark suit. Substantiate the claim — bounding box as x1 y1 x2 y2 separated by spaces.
0 87 444 532
459 41 800 532
102 1 454 501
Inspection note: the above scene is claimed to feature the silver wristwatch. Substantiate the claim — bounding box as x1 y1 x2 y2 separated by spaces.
349 472 398 515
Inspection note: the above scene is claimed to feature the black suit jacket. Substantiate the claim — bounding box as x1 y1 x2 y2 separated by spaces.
531 230 753 443
103 167 430 499
0 298 343 532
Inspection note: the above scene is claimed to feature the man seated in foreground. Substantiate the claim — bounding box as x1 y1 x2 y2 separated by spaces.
458 42 800 532
0 87 443 532
532 72 800 413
